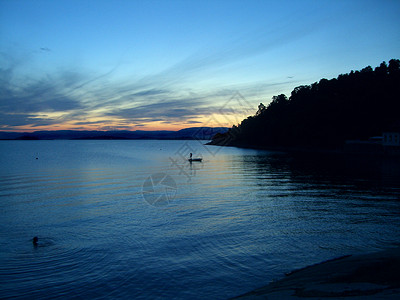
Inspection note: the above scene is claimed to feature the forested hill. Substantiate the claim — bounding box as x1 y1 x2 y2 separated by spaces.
210 59 400 149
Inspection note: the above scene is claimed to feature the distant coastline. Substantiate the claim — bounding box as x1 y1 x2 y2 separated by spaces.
0 127 228 141
207 139 400 157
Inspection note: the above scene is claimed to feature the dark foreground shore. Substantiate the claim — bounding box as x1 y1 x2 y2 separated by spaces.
234 247 400 299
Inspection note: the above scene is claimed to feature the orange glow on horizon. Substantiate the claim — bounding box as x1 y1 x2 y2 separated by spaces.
0 115 237 132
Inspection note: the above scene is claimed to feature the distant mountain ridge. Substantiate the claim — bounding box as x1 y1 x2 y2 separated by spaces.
0 127 228 140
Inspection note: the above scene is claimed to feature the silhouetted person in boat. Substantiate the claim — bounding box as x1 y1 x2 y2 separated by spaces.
32 236 38 246
190 153 192 159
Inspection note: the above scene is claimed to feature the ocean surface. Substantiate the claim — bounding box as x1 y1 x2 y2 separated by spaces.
1 140 400 299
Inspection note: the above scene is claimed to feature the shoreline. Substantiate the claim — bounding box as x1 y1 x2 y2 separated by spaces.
206 140 400 158
234 247 400 299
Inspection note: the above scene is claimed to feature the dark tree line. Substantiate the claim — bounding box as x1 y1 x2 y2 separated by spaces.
212 59 400 149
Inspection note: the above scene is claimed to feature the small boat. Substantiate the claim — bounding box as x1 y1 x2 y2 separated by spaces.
188 158 202 162
188 153 202 162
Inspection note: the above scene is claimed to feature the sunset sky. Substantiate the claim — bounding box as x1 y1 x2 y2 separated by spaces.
1 0 399 132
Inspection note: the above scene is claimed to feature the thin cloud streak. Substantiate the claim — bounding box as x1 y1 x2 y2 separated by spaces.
0 62 293 130
0 17 312 131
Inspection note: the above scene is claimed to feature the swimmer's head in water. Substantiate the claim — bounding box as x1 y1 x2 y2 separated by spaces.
33 236 38 244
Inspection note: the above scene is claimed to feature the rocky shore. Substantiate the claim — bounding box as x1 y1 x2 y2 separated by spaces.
234 247 400 299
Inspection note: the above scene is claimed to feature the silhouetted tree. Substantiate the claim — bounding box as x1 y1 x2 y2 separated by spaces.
389 59 400 75
256 103 266 116
375 61 388 76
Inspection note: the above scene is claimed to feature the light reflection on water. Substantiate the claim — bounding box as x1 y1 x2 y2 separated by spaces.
0 140 400 299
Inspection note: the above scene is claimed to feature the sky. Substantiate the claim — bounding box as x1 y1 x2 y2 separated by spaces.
0 0 399 132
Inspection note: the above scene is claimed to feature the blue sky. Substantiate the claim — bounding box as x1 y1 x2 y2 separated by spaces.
1 0 399 131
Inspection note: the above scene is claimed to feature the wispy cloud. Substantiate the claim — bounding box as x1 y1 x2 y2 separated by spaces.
0 112 53 127
105 98 216 123
0 59 292 130
0 15 317 131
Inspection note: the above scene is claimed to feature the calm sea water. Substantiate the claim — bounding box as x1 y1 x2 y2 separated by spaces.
1 140 400 299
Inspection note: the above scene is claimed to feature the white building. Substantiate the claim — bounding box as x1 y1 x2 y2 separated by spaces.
383 132 400 146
